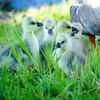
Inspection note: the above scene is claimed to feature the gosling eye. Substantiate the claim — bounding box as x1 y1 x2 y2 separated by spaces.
66 25 71 29
45 26 48 29
61 40 65 44
30 21 35 25
52 26 54 29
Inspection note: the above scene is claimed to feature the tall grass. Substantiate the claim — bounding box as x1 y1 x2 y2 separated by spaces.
0 3 100 100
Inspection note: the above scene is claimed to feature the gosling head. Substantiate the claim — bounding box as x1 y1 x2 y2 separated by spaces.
70 22 83 38
22 16 43 33
56 20 71 33
43 18 56 36
54 33 71 51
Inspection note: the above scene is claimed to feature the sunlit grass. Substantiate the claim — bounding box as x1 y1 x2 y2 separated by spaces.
0 2 100 100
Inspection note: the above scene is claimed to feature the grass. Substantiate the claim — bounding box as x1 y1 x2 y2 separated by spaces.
0 2 100 100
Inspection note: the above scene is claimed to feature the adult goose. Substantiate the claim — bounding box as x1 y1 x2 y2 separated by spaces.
70 0 100 48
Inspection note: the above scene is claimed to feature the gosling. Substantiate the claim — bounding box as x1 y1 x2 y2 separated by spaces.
36 18 56 49
22 16 40 61
53 23 88 73
0 16 40 70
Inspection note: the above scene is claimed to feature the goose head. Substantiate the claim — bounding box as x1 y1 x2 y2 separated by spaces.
43 18 56 37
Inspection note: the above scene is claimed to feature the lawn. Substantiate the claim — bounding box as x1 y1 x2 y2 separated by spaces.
0 2 100 100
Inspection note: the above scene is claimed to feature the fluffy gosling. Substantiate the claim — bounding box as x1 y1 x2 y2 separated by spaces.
0 16 39 70
22 16 39 61
36 18 56 49
53 33 72 72
53 23 88 73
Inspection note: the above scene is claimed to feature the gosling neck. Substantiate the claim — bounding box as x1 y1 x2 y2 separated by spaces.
23 30 35 39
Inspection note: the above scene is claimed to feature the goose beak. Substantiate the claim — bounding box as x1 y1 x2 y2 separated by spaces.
48 29 53 36
36 22 43 27
54 42 61 50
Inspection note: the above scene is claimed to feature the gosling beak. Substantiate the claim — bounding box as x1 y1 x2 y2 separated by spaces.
54 42 61 50
72 27 78 32
48 29 53 36
70 27 79 36
70 31 76 36
36 22 43 27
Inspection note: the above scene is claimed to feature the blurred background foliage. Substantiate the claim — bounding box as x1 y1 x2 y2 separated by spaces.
0 0 70 23
0 0 68 11
0 0 70 44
